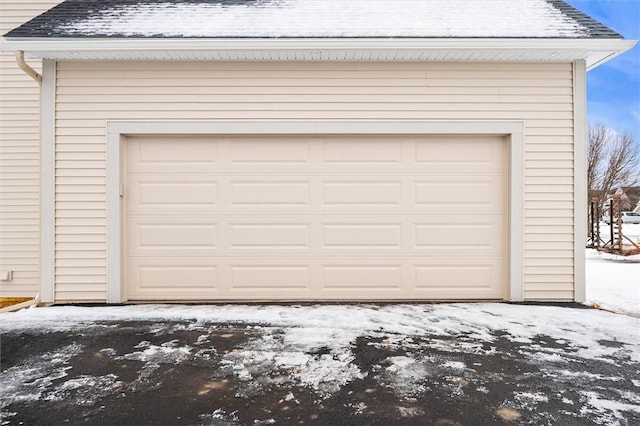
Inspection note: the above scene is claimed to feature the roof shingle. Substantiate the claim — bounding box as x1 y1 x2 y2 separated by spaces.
4 0 623 39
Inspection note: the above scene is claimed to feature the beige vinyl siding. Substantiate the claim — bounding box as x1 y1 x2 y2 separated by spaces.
0 1 61 297
54 61 576 302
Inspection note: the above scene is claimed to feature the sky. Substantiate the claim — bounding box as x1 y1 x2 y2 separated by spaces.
564 0 640 144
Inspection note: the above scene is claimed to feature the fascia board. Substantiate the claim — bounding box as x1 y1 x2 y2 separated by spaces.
0 37 635 68
0 37 635 52
585 41 637 70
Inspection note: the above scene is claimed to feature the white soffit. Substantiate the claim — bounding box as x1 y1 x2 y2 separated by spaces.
1 38 636 70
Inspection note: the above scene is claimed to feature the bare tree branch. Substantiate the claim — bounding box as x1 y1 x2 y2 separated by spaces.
587 123 640 214
587 123 608 193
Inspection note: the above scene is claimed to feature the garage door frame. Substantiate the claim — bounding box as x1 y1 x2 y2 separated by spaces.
106 120 524 303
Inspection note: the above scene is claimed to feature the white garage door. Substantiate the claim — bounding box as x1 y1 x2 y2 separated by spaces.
125 134 506 301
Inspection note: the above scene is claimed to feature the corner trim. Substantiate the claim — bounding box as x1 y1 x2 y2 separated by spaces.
106 132 122 304
40 59 55 303
508 125 525 302
106 120 525 303
573 60 587 303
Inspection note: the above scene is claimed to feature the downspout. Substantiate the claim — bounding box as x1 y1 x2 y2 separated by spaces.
14 51 43 306
16 50 42 86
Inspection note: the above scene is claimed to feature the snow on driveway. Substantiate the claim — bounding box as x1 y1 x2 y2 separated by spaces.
1 303 639 424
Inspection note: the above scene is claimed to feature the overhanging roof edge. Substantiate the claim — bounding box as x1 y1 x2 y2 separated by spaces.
0 38 635 69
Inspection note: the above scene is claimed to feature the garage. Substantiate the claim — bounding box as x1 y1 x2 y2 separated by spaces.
124 133 507 301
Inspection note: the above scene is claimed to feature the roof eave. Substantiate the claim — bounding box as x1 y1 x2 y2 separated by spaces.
0 38 635 70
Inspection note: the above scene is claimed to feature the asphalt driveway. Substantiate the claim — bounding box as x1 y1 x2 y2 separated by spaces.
1 303 639 425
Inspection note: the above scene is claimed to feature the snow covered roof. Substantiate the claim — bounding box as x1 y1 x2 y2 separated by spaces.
1 0 634 67
4 0 623 39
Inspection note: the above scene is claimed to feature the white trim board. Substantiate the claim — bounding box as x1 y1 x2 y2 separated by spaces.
106 120 525 303
40 59 56 303
573 60 587 303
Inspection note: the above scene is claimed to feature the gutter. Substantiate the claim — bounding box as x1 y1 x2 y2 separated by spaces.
16 50 42 85
1 38 636 70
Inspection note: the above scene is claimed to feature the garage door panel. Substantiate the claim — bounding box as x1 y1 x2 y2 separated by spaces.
322 139 402 164
322 223 402 248
230 265 311 289
128 175 218 210
414 218 503 255
125 135 506 300
129 217 502 255
323 181 401 206
127 258 503 300
136 223 218 248
321 265 403 289
139 182 218 206
230 181 310 206
129 261 219 289
415 135 505 171
129 136 218 168
130 172 503 213
231 138 311 164
230 223 310 249
415 262 502 290
414 175 504 213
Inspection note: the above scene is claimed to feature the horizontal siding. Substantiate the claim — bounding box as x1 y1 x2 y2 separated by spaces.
54 60 575 302
0 0 62 297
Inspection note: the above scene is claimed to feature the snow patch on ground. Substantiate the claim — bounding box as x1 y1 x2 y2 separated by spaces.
122 340 192 364
44 374 122 406
441 361 466 370
218 325 365 397
585 244 640 317
514 391 549 407
199 408 239 425
580 391 640 425
0 343 83 422
529 352 567 364
0 343 82 407
556 370 625 382
2 304 638 365
383 356 432 397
